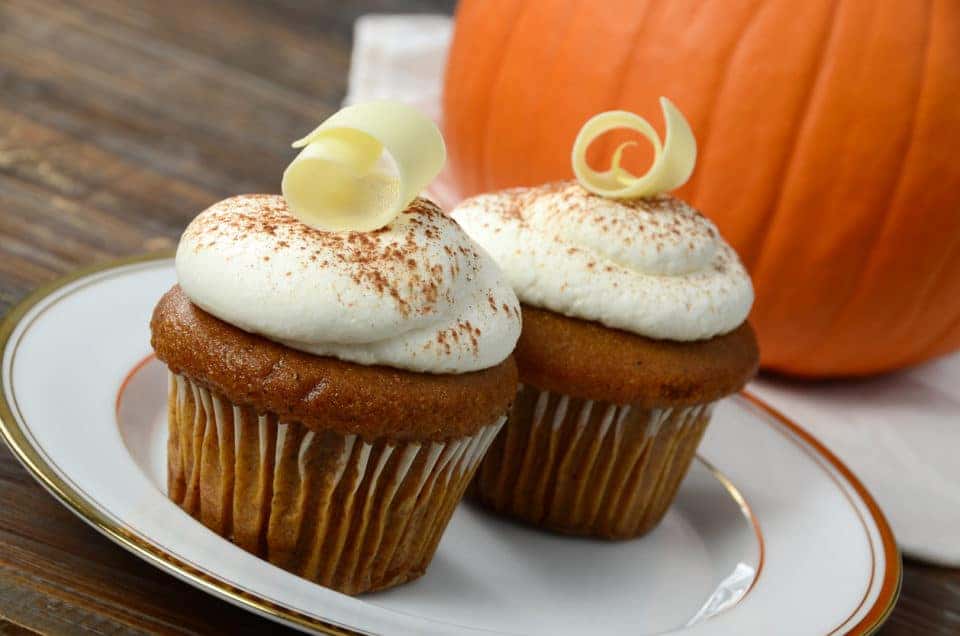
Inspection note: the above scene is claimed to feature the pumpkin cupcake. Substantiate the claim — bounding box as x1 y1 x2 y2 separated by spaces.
451 99 757 539
150 103 521 593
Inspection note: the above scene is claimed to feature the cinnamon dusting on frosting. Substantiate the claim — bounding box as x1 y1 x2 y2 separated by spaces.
177 194 521 373
451 181 753 342
184 195 482 320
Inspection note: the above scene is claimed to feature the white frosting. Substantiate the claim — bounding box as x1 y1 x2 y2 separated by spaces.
451 183 753 341
176 195 521 374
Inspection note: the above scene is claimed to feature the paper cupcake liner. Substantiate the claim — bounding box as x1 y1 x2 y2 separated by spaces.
167 371 503 594
471 384 713 539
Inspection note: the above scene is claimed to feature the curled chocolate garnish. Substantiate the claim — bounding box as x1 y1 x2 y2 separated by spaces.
282 101 446 232
571 97 697 199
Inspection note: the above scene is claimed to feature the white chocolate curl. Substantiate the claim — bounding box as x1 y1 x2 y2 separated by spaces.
571 97 697 199
282 101 446 232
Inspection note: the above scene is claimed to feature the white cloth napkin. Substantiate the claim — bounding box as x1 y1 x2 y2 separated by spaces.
346 14 960 567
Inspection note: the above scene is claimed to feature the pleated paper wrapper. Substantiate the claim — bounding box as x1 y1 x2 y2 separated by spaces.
471 384 712 539
166 372 503 595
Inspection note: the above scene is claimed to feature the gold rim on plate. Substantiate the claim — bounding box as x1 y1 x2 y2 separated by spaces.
0 253 901 635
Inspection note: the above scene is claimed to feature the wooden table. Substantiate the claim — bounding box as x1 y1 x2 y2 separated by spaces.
0 1 956 634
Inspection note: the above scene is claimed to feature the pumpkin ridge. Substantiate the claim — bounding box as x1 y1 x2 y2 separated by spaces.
886 0 960 364
746 0 850 368
911 235 960 361
479 0 539 192
750 0 843 271
869 1 960 358
445 0 527 196
504 0 582 187
686 1 767 203
801 3 935 367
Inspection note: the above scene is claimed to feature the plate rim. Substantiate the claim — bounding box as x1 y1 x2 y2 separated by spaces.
0 253 902 635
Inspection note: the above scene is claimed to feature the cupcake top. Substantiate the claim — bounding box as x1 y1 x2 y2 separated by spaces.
176 194 521 374
451 181 753 341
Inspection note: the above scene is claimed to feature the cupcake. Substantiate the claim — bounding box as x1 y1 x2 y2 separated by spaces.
150 103 521 593
451 99 758 539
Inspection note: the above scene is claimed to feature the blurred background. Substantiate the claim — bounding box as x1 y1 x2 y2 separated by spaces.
0 0 454 311
0 1 957 634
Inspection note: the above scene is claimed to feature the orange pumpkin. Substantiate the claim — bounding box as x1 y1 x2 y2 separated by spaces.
442 0 960 377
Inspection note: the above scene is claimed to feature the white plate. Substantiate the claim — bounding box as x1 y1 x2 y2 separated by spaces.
0 256 900 635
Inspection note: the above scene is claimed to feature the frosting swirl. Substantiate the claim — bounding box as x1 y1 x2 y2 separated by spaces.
176 195 521 374
451 182 753 341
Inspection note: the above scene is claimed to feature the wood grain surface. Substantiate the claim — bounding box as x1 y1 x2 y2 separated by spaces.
0 1 956 634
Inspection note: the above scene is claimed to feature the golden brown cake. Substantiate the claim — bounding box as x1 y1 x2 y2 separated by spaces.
152 287 517 441
514 306 757 407
152 193 521 593
472 305 756 538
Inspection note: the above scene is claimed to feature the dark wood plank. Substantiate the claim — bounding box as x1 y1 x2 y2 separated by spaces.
0 1 304 198
0 618 39 635
0 0 956 633
880 559 960 634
